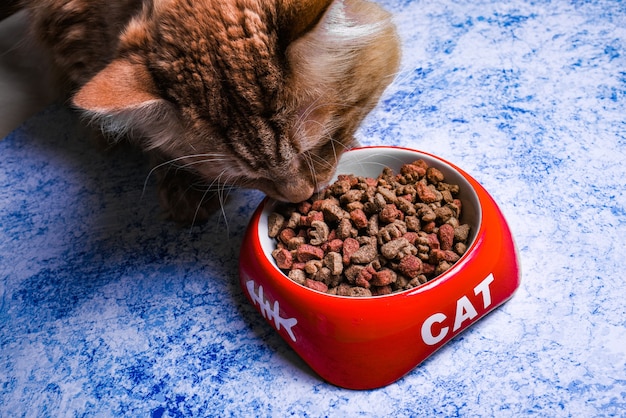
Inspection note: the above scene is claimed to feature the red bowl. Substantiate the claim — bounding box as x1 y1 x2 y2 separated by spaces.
239 146 520 390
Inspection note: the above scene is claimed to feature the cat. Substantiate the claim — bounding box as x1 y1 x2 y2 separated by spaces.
20 0 400 224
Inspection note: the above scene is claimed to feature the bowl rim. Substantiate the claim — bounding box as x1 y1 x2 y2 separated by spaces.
252 145 485 300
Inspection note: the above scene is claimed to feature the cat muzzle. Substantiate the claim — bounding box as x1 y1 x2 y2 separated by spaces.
274 178 316 203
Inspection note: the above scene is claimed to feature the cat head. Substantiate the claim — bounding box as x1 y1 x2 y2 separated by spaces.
73 0 400 203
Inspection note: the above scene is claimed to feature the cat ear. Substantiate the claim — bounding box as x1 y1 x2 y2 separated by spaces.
279 0 334 42
73 58 159 112
73 58 179 149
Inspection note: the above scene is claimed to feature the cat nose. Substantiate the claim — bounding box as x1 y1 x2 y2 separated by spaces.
273 158 316 202
278 177 315 203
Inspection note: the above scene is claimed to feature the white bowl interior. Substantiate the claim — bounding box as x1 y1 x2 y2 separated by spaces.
257 148 482 282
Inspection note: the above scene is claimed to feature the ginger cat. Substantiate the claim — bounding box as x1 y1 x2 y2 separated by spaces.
21 0 400 223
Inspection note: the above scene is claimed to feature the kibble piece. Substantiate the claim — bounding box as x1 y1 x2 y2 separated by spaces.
376 187 398 204
398 254 423 279
342 237 360 265
272 248 293 270
434 206 455 223
326 239 344 253
357 235 377 248
441 189 454 204
370 268 397 286
394 274 411 290
305 210 324 227
454 224 471 242
350 244 378 264
371 285 393 296
429 249 460 264
324 252 344 276
416 181 440 203
416 204 436 222
436 261 452 275
335 283 354 296
297 200 312 215
380 237 416 260
296 244 324 262
379 204 402 223
305 279 329 293
396 197 416 216
438 223 455 251
446 216 460 228
286 236 306 251
405 215 421 232
344 264 364 283
346 201 364 212
350 208 369 229
426 167 445 184
313 266 332 284
304 259 323 275
285 212 300 229
320 199 348 223
337 284 372 297
372 193 387 211
341 189 364 204
268 212 285 238
309 220 330 245
422 221 436 233
355 265 376 288
278 228 296 244
367 214 380 236
336 218 353 240
288 269 306 285
401 162 426 180
403 231 419 245
380 220 407 243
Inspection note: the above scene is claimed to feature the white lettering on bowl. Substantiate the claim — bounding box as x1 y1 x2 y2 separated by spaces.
246 280 298 343
421 273 496 346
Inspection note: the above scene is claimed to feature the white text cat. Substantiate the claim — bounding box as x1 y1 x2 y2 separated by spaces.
421 273 496 346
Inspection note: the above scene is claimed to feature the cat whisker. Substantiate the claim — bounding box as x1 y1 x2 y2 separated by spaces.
306 153 335 173
300 150 320 192
295 94 326 128
177 157 230 172
212 170 241 234
329 133 352 154
181 168 232 229
142 153 229 197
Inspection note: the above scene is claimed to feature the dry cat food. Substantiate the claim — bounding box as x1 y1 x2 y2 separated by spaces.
267 159 472 297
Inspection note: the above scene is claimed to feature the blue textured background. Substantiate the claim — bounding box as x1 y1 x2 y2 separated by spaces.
2 0 625 416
